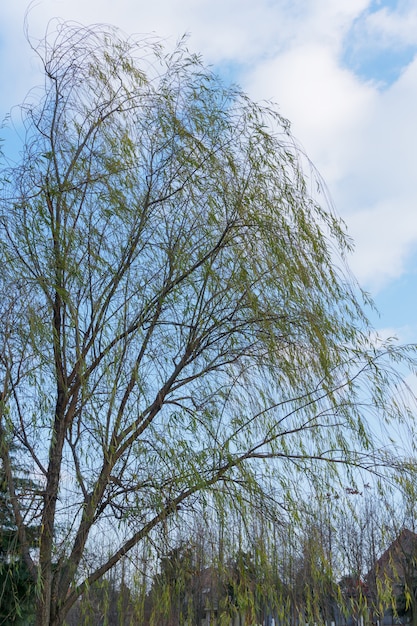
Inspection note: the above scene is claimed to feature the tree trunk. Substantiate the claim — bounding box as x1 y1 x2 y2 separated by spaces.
35 570 52 626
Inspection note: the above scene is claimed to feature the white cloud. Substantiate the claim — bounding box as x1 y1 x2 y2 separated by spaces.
359 4 417 48
244 43 375 185
329 56 417 289
0 0 290 116
9 0 294 64
347 199 417 289
240 4 417 295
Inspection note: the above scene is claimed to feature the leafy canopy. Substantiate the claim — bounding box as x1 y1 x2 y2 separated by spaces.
0 21 416 624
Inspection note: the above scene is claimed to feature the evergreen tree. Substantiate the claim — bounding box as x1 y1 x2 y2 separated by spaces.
0 445 39 624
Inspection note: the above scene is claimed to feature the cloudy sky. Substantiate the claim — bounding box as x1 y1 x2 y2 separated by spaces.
2 0 417 343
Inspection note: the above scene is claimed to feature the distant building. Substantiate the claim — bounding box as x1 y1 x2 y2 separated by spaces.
366 528 417 626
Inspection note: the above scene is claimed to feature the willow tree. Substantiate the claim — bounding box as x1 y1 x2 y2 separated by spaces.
0 21 415 626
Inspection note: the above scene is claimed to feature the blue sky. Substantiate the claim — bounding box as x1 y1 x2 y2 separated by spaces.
342 0 416 86
2 0 417 349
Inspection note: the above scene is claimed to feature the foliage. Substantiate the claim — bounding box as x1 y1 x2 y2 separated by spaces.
0 19 416 625
139 503 417 626
0 561 35 625
0 445 38 624
64 575 136 626
147 543 196 625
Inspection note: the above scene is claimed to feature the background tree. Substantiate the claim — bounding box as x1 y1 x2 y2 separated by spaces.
64 564 137 626
0 20 416 625
147 542 195 626
0 443 40 625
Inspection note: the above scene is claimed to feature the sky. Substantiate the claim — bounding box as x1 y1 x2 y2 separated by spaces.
1 0 417 345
